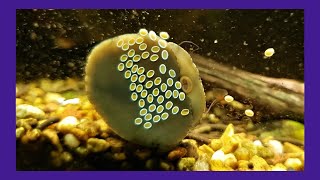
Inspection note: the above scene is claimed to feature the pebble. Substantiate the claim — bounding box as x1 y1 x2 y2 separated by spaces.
221 136 239 154
42 129 63 152
16 104 45 119
44 92 65 104
210 159 233 171
57 116 79 131
177 157 196 171
60 127 88 141
266 140 283 155
75 146 89 157
16 127 25 139
145 158 157 170
106 137 125 153
193 154 210 171
28 88 45 98
77 119 100 137
198 144 214 157
87 138 110 153
40 79 64 92
257 146 274 159
283 142 304 153
51 151 73 167
95 119 109 132
210 139 222 151
167 147 187 161
160 160 173 170
224 153 237 169
270 163 287 171
249 155 269 170
241 140 258 158
16 98 24 105
253 140 263 147
16 118 38 130
284 158 303 170
61 151 73 163
219 124 239 154
220 124 234 140
238 160 252 170
234 147 250 160
113 152 126 161
134 149 152 160
64 133 81 149
20 129 41 144
208 114 220 123
180 139 198 158
211 150 225 161
60 98 80 106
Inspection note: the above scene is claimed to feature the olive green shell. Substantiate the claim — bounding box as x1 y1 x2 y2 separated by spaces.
85 29 205 151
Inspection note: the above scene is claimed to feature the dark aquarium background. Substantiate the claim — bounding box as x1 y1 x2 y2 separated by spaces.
16 9 304 82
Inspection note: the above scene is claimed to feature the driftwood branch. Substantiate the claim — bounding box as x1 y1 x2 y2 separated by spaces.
191 53 304 122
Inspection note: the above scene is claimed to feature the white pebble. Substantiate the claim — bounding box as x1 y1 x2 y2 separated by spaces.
64 133 80 149
60 98 80 106
44 92 65 103
267 140 283 155
284 158 303 170
211 150 226 161
57 116 79 130
16 104 45 119
253 140 263 147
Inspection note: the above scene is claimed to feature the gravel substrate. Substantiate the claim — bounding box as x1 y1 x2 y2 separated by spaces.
16 78 304 171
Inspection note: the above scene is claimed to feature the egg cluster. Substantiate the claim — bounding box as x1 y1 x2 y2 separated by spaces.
115 29 191 130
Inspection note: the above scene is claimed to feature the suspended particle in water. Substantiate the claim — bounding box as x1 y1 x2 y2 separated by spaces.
264 48 275 57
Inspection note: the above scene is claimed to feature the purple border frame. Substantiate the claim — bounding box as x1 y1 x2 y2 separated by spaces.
2 0 319 179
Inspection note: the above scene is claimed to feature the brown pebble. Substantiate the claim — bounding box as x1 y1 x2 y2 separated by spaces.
20 129 41 144
167 147 187 161
16 118 38 130
77 120 100 137
113 152 126 161
160 160 174 170
42 129 63 152
106 137 125 153
134 149 152 160
87 138 110 153
58 127 88 141
180 139 198 158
